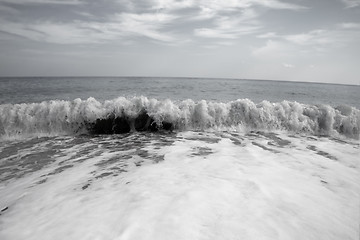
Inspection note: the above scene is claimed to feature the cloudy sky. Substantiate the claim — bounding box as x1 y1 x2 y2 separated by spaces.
0 0 359 84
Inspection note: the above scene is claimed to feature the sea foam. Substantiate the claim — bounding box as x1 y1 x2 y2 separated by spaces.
0 131 358 240
0 96 359 139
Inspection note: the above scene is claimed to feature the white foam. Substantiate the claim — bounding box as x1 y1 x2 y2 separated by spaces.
0 97 359 139
0 132 358 240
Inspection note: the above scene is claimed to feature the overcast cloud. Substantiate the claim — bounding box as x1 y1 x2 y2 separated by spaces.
0 0 359 84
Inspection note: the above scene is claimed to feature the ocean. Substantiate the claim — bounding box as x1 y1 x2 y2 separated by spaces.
0 77 359 240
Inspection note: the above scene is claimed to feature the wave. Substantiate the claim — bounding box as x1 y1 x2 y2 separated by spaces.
0 97 359 139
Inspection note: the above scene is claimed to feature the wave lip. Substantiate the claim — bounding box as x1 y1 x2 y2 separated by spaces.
0 96 359 139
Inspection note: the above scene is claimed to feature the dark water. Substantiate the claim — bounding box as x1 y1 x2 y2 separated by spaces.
0 77 359 108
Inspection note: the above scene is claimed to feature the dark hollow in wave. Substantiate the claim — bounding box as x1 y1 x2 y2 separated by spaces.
91 115 130 134
89 112 173 134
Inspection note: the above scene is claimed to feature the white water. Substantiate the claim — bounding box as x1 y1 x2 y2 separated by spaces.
0 132 358 240
1 97 359 139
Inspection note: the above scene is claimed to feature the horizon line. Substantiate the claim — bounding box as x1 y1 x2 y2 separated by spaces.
0 75 358 87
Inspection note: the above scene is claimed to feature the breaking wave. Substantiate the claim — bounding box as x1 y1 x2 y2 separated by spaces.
0 96 359 139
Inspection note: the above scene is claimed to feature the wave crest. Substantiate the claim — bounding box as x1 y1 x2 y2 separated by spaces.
0 97 359 139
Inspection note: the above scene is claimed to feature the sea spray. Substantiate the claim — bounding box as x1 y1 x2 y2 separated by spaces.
0 96 359 139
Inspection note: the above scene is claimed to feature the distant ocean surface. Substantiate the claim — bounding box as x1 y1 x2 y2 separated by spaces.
0 77 359 240
0 77 359 108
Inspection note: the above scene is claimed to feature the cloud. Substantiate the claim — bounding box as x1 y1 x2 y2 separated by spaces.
149 0 306 12
0 0 82 5
258 28 350 47
148 0 194 11
194 25 261 39
284 30 332 45
0 22 100 44
0 4 19 13
338 22 360 29
112 13 177 42
285 26 360 49
252 40 287 57
0 0 308 45
282 63 294 68
340 0 360 8
194 13 262 39
129 0 306 40
251 23 360 67
194 28 237 39
189 1 305 40
0 12 178 44
257 32 278 38
254 0 307 10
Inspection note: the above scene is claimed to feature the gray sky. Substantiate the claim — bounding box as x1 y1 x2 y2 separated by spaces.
0 0 359 84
